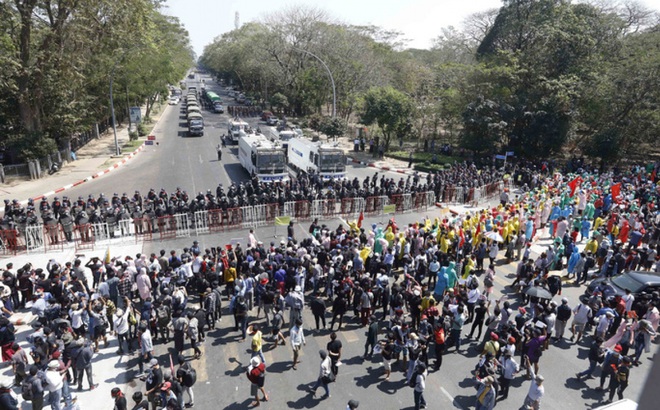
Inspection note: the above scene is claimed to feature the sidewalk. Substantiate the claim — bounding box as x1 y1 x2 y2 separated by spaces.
335 138 418 175
1 104 168 205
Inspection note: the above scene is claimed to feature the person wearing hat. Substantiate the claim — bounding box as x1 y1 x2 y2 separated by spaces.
411 362 428 410
522 355 544 410
347 399 360 410
246 356 269 406
144 358 163 408
598 344 623 391
44 360 63 410
285 285 304 328
595 310 615 340
475 375 496 410
0 376 17 410
554 297 572 343
158 381 176 409
604 355 632 404
110 387 127 410
499 348 519 400
482 332 500 357
570 299 592 343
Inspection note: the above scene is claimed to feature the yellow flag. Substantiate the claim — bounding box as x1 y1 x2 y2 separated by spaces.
383 204 396 214
104 247 111 264
275 216 291 226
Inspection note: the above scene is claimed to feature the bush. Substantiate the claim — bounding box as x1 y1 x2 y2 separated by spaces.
137 123 149 137
128 131 139 141
387 150 459 165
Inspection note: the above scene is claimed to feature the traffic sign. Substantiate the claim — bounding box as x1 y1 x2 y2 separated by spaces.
147 135 156 141
145 140 154 146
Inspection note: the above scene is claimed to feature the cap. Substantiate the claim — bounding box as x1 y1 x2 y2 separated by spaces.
250 357 261 367
348 399 360 409
48 360 59 369
150 358 159 367
606 311 614 317
504 349 513 356
561 297 568 303
535 374 545 382
51 351 61 359
519 307 527 314
508 336 516 344
409 332 419 340
490 332 499 341
294 285 301 292
260 278 269 285
160 382 171 391
614 344 623 353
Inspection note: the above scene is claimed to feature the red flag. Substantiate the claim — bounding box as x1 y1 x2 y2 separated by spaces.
611 183 621 202
459 228 465 248
567 176 583 197
357 211 364 228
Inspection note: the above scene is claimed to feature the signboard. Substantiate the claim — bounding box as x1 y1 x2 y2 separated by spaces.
129 107 141 124
145 140 154 146
147 135 156 141
383 204 396 214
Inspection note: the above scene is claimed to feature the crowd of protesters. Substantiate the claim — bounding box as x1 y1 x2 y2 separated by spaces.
0 160 658 409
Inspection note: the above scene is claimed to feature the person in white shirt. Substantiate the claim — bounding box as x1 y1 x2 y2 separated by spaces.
45 360 64 410
113 297 132 354
571 300 592 343
522 355 545 410
309 349 332 399
622 289 635 313
499 349 519 400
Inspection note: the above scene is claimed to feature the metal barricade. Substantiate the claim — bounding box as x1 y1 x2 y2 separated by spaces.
240 206 254 228
194 210 209 235
293 200 311 221
390 194 404 213
311 200 325 220
283 201 295 219
0 229 20 256
425 191 436 209
324 198 340 218
91 222 111 244
252 203 279 227
43 224 65 252
157 216 177 240
25 225 45 253
225 207 243 230
365 196 386 216
208 209 224 233
74 224 95 252
117 219 135 240
340 197 364 218
401 193 413 213
133 217 153 242
173 213 191 237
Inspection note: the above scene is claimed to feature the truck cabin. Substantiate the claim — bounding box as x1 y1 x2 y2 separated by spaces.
252 149 286 175
316 149 346 173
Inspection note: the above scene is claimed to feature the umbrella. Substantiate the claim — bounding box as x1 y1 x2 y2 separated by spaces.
524 286 553 300
484 231 504 242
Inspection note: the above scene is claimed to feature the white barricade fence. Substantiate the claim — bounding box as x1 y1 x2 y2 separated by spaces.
240 206 255 228
401 193 413 213
425 191 436 209
91 222 111 243
311 200 325 220
473 186 482 204
194 210 209 235
117 219 135 240
25 224 45 252
252 204 268 227
348 197 366 217
174 213 191 237
283 202 295 220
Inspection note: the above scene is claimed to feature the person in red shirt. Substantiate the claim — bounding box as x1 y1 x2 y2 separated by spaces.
246 357 268 406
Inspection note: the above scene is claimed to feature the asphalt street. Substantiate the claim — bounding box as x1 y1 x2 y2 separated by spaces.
133 211 655 410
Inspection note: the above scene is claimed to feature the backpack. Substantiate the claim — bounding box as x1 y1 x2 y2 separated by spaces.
468 276 479 290
21 378 35 401
235 296 248 315
483 275 493 288
156 306 170 327
177 366 197 387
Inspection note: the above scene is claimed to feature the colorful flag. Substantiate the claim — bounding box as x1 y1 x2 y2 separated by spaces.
383 204 396 214
357 211 364 228
275 216 291 226
611 183 621 202
459 228 465 248
104 247 111 264
567 176 583 197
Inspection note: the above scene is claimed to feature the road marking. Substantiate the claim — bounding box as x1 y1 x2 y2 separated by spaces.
441 386 465 410
192 343 208 382
198 154 203 164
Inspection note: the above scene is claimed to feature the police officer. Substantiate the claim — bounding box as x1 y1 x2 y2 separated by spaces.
217 144 222 161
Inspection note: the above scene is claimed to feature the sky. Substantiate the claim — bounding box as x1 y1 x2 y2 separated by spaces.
164 0 660 56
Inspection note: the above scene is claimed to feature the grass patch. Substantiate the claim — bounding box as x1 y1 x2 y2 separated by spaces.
387 150 460 165
122 139 143 151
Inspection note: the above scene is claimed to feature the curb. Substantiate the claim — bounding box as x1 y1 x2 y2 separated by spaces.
29 143 146 202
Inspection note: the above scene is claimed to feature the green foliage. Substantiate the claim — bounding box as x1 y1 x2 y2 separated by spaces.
360 87 414 150
137 123 149 137
319 117 347 139
129 131 139 141
270 93 289 114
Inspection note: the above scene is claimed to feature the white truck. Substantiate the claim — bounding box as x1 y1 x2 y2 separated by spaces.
238 133 289 183
287 137 346 180
228 118 249 143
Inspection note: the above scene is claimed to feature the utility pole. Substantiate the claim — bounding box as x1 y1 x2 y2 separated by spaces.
292 47 336 118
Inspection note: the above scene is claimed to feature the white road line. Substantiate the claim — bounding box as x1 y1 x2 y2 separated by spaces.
441 386 465 410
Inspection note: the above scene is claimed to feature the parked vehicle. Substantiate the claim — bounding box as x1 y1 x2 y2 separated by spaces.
238 133 288 182
228 118 249 143
287 137 346 180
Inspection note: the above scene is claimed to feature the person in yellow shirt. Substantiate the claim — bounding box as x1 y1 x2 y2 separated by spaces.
225 262 237 297
585 236 598 255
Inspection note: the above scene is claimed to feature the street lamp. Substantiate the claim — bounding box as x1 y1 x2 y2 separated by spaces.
292 47 336 118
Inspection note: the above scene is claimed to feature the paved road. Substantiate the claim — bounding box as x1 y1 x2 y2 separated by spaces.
133 211 655 410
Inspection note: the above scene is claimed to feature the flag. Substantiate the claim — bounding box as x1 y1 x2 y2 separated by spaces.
567 176 583 197
383 204 396 214
104 247 111 264
611 183 621 202
458 228 465 248
506 151 515 156
495 154 506 160
357 211 364 228
275 216 291 226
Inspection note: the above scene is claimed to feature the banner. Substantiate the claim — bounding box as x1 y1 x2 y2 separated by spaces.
495 154 506 160
568 176 583 197
275 216 291 226
506 151 515 156
383 204 396 214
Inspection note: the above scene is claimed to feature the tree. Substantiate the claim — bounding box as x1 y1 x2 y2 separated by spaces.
319 116 347 140
360 87 414 151
270 92 289 115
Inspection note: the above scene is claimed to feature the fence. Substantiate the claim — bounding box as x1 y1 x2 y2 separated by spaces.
0 181 506 256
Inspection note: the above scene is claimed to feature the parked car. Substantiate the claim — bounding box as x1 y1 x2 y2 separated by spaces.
168 96 180 105
266 116 279 126
584 270 660 303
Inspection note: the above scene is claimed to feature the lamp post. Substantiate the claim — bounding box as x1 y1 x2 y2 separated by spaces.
292 47 336 118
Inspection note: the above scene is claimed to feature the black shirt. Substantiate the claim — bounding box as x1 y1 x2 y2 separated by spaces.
131 400 149 410
327 339 342 360
114 396 127 410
